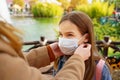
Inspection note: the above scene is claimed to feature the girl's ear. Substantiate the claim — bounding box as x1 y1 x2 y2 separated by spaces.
78 33 89 45
84 33 89 43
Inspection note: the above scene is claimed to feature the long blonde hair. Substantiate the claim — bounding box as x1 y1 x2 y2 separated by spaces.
0 21 24 59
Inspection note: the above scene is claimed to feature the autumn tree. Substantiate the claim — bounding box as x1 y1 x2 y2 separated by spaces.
57 0 70 9
57 0 88 9
70 0 88 8
13 0 24 8
29 0 38 6
29 0 39 11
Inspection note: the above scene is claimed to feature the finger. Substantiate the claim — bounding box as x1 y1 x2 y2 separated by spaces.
86 44 91 49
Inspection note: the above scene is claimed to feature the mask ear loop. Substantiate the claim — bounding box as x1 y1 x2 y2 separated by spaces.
78 33 88 46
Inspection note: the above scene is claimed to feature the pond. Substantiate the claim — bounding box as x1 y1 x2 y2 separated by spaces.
11 17 60 41
10 17 60 50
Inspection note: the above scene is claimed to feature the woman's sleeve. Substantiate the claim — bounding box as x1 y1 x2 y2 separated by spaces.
54 54 85 80
26 46 51 68
101 63 112 80
0 53 85 80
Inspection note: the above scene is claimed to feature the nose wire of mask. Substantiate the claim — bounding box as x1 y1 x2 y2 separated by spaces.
58 37 79 55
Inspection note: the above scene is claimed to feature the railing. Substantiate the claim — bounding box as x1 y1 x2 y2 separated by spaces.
96 36 120 58
23 36 120 69
23 36 57 51
96 36 120 70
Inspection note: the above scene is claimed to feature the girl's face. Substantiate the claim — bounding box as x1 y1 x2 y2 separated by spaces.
59 20 88 45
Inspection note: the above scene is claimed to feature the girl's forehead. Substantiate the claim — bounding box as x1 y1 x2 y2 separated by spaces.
59 21 80 32
59 21 77 28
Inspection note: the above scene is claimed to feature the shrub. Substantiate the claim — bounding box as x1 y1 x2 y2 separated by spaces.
93 19 120 41
32 2 63 17
75 1 114 20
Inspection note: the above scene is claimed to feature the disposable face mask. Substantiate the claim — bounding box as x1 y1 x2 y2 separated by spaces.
58 37 79 55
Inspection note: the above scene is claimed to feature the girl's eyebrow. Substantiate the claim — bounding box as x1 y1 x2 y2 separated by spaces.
59 31 74 34
65 31 74 34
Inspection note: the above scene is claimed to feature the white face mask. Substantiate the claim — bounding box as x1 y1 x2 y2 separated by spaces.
58 37 79 55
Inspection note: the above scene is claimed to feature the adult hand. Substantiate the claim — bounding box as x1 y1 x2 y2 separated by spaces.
74 43 91 61
49 42 63 57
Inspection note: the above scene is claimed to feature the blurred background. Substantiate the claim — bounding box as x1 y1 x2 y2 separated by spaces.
0 0 120 79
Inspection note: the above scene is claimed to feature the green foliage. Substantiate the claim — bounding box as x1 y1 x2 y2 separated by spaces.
93 19 120 41
75 1 119 41
93 19 120 57
31 2 63 17
108 48 120 57
75 1 114 20
13 0 24 8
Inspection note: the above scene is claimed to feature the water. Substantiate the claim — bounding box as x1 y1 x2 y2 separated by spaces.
10 17 60 50
11 17 60 41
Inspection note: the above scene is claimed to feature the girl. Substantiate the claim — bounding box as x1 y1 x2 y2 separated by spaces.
53 11 112 80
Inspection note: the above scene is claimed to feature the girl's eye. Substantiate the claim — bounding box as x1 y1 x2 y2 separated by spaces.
67 34 73 37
